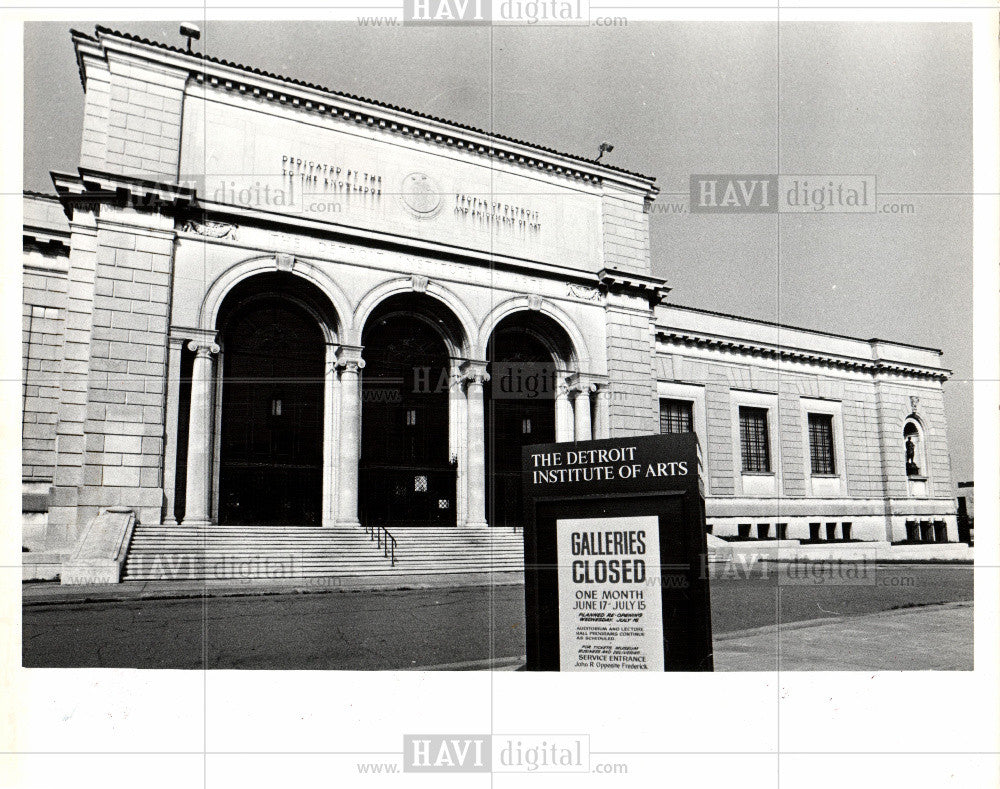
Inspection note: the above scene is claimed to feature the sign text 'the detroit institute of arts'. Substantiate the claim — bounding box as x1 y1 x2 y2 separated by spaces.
522 434 714 672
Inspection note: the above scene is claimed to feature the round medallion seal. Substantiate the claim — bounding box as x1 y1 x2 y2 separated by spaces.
400 172 443 217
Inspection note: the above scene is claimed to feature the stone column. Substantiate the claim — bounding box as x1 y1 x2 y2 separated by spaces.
461 360 490 528
573 383 595 443
321 343 337 527
336 346 365 528
449 361 468 525
161 336 185 524
594 383 612 439
181 340 219 526
554 376 575 443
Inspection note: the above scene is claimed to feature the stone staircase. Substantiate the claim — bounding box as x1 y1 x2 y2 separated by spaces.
389 526 524 573
121 524 525 581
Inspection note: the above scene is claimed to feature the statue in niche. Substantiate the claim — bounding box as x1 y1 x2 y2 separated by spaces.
905 434 920 476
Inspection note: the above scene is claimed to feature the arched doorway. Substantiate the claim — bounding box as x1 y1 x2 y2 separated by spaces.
485 313 573 527
360 299 458 526
216 275 333 525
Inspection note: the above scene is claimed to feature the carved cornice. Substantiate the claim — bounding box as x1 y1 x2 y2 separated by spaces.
23 228 71 256
75 27 659 197
599 268 671 306
656 329 949 382
186 73 643 190
52 168 196 220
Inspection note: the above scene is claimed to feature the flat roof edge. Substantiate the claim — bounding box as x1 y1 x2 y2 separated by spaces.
656 302 945 356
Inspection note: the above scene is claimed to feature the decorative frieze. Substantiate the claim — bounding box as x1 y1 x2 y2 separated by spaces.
181 219 238 240
566 283 601 302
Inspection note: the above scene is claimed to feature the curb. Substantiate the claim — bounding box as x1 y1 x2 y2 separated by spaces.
21 572 526 607
407 656 526 671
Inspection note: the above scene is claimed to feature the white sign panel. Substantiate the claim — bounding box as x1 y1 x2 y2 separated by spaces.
556 515 664 671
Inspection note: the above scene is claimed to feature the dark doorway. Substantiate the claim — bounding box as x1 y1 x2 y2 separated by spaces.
218 297 324 525
486 327 557 528
360 314 456 526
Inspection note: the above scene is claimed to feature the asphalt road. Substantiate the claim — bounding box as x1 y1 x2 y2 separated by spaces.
22 564 973 670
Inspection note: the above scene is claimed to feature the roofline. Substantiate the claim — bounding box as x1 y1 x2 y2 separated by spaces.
74 26 659 194
656 302 945 356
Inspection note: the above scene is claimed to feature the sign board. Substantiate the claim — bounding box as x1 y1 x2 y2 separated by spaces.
521 433 713 671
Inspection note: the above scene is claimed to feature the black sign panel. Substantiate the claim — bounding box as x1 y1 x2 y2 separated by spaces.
521 433 713 671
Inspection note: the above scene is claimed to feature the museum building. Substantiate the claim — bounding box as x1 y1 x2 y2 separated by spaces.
21 28 959 580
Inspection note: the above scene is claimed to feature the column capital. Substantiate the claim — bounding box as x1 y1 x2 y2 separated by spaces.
593 381 614 400
567 372 603 395
459 359 490 387
335 344 365 372
187 339 220 356
554 370 577 396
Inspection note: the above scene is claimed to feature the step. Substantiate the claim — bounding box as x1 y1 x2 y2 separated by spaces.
122 524 527 581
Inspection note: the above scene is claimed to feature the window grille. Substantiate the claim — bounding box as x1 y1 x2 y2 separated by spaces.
808 413 835 474
739 406 770 472
659 399 694 434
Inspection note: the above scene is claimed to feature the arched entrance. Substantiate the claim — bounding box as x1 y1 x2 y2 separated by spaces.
485 313 574 527
216 274 334 525
360 296 459 526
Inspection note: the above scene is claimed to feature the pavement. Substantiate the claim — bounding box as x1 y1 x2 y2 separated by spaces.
421 601 975 671
21 570 525 606
21 563 974 671
713 601 973 671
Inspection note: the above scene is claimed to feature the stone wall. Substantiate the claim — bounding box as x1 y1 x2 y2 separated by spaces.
604 296 658 436
601 189 651 276
79 47 186 179
77 208 176 527
22 267 67 482
653 316 957 540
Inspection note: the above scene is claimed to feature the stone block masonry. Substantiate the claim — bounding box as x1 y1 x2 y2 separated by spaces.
22 271 67 481
79 215 176 526
602 189 652 276
605 299 658 436
79 48 187 180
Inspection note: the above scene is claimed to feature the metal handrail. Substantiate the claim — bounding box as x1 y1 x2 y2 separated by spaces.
365 522 397 567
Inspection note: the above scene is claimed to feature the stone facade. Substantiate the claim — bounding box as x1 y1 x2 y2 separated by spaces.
655 307 957 542
21 28 958 573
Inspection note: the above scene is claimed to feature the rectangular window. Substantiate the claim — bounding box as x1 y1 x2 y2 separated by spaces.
808 413 836 475
659 398 694 434
739 406 770 472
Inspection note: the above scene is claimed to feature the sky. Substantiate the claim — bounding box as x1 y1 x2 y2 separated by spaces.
22 21 974 482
